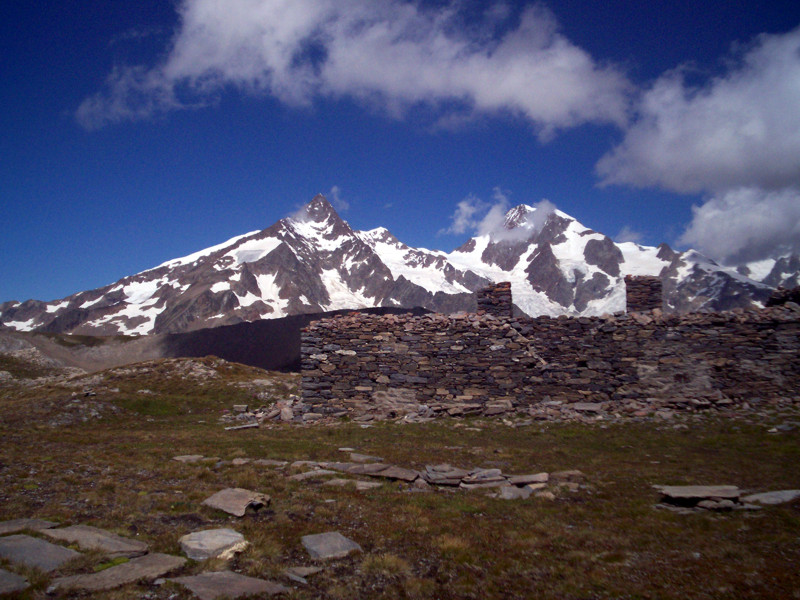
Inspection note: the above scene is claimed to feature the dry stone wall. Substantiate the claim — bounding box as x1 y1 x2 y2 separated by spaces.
625 275 663 312
300 298 800 420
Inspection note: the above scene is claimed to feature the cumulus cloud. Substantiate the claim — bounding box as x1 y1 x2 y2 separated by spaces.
77 0 631 135
596 26 800 193
678 187 800 265
439 195 487 235
597 25 800 263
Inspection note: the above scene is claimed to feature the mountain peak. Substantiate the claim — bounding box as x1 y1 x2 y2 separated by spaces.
302 194 338 223
504 204 534 230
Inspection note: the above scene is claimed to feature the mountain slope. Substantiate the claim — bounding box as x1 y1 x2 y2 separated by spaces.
0 195 786 335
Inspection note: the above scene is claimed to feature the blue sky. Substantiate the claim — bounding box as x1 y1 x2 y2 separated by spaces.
2 1 799 302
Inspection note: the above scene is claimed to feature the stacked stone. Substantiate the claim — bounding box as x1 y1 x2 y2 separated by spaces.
476 282 513 318
625 275 663 312
300 301 800 420
766 286 800 307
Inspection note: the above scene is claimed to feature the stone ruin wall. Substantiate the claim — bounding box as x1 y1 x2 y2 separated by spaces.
300 282 800 420
624 275 663 312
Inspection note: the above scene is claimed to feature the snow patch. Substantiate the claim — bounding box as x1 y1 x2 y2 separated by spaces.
741 258 777 282
155 231 259 269
210 282 230 293
46 300 70 313
290 218 348 251
320 268 374 311
123 280 161 304
618 243 669 276
4 318 37 331
226 237 282 265
80 296 105 309
254 273 288 317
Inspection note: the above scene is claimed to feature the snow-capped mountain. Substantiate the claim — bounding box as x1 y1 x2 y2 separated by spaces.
0 195 788 336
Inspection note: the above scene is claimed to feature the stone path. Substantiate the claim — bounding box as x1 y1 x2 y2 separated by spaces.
179 528 248 561
654 484 764 512
43 524 148 558
742 489 800 505
172 453 586 499
202 488 269 517
0 517 57 535
302 532 362 560
0 567 28 595
170 570 288 599
49 553 186 593
0 534 80 572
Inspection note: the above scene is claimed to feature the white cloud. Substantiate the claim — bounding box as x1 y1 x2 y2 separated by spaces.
678 187 800 265
597 25 800 263
440 195 487 235
441 190 556 241
596 26 800 193
329 185 349 212
77 0 631 136
615 226 643 244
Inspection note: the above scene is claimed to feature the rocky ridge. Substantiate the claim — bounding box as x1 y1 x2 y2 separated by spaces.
1 195 792 336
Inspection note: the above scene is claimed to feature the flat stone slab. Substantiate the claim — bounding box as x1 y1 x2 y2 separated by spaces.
497 485 532 500
350 453 383 463
179 529 248 561
346 463 391 476
0 518 58 535
571 402 603 412
171 570 288 599
654 485 740 503
202 488 269 517
49 553 186 592
302 532 362 560
43 524 148 558
367 465 419 482
0 534 81 572
252 459 288 467
288 469 338 481
173 455 205 463
508 473 549 486
742 490 800 505
324 478 382 491
0 568 28 594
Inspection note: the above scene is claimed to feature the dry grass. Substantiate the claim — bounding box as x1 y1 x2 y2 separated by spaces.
1 357 799 598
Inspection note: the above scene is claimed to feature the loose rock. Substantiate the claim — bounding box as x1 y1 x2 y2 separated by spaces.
202 488 269 517
302 532 362 560
0 568 28 595
170 570 288 599
0 534 81 572
179 529 248 561
49 553 186 593
43 524 148 558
